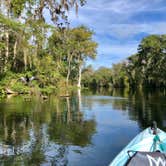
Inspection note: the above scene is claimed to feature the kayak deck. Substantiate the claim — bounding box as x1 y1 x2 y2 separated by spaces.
110 128 166 166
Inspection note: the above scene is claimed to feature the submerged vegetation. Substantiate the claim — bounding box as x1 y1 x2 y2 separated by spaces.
82 35 166 89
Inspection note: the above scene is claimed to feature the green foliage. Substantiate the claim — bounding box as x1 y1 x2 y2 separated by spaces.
81 65 94 87
111 35 166 88
10 0 27 17
39 86 57 95
0 0 97 96
10 82 29 93
0 86 6 97
93 67 112 88
0 71 17 86
82 66 113 88
111 63 127 88
48 26 97 87
82 35 166 89
126 35 166 88
0 14 24 31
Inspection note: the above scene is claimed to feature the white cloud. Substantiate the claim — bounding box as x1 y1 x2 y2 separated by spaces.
98 43 137 56
69 10 166 39
83 0 166 14
68 0 166 68
86 42 138 68
105 22 166 38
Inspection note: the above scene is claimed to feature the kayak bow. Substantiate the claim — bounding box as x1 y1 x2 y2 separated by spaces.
110 127 166 166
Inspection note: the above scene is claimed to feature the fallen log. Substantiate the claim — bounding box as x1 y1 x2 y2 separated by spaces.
5 88 18 95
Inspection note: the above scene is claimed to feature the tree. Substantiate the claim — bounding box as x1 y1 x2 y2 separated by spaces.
93 67 112 88
111 63 128 88
70 26 97 88
48 26 97 87
81 65 94 87
0 0 88 92
127 35 166 88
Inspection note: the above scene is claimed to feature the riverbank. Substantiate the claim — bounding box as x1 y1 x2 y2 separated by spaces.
0 72 78 98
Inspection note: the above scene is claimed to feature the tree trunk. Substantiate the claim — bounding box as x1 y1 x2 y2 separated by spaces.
66 67 70 86
13 39 17 68
29 53 32 69
23 48 27 71
77 88 81 112
4 30 9 71
66 52 72 86
77 63 82 88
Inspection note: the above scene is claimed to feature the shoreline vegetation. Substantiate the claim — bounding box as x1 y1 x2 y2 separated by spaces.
0 1 166 98
82 35 166 90
0 0 97 97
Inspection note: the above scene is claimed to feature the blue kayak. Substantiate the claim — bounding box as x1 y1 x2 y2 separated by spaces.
110 127 166 166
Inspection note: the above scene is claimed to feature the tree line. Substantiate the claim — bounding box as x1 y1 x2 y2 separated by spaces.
82 35 166 89
0 0 97 94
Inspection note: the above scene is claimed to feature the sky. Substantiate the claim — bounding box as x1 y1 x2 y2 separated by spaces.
68 0 166 69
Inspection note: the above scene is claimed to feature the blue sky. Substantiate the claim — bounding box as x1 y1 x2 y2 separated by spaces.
68 0 166 69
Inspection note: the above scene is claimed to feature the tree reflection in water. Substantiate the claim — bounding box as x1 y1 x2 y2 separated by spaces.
0 88 165 165
126 88 166 130
0 93 96 165
87 88 166 130
82 87 166 131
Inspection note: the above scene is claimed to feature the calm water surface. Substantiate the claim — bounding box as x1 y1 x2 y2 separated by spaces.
0 89 166 166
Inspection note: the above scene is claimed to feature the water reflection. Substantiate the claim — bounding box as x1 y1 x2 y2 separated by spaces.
126 89 166 129
83 88 166 130
0 88 165 165
0 94 96 165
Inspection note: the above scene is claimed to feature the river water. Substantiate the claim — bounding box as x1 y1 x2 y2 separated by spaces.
0 89 165 166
